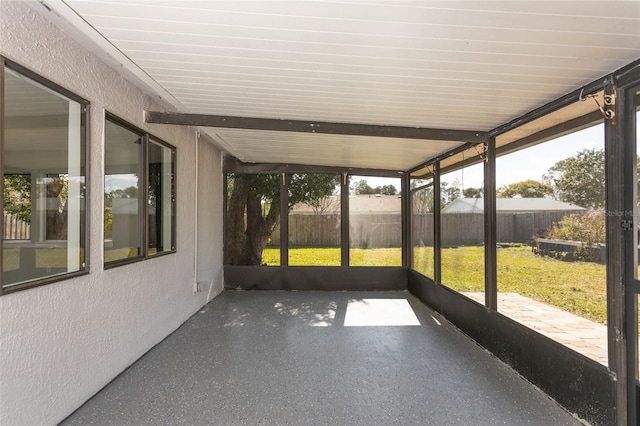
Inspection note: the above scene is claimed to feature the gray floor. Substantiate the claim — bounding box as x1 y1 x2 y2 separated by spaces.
62 291 582 426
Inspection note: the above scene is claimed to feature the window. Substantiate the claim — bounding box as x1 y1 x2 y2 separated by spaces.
288 173 341 266
440 162 485 295
411 177 434 278
104 115 175 266
349 176 402 266
496 112 606 365
1 58 88 293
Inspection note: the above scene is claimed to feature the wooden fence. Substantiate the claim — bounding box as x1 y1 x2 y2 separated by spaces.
270 211 576 248
3 213 30 240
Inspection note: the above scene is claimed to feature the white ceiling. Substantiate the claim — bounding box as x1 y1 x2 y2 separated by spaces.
47 0 640 171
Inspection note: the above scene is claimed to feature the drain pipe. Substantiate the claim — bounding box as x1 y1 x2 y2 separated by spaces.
192 129 200 293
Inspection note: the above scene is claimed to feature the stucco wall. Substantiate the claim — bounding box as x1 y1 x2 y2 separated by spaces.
0 1 224 425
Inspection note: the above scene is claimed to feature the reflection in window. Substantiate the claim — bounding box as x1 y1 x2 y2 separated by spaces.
148 139 175 256
2 63 86 291
104 118 143 263
411 178 434 278
496 122 607 366
225 174 281 266
440 163 484 294
104 117 176 266
288 173 341 266
349 176 401 266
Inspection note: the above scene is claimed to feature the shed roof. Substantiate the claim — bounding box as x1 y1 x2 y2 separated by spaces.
292 194 401 214
442 197 587 213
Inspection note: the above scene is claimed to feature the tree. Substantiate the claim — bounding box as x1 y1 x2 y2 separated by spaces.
462 187 482 198
3 174 31 223
441 180 461 206
352 179 375 195
225 173 339 265
4 174 71 239
379 184 397 195
544 148 605 208
412 188 434 213
497 179 553 198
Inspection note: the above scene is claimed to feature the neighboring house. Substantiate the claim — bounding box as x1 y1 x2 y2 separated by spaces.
292 194 401 215
441 197 586 214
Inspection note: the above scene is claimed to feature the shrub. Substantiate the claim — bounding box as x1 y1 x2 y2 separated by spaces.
547 208 605 261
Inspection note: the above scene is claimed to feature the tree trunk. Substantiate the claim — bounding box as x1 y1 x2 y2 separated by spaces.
225 176 250 265
224 175 280 265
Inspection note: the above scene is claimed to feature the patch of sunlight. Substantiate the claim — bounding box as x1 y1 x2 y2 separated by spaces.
344 299 420 327
274 301 337 327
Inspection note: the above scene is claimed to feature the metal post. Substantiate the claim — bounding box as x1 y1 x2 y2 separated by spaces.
402 173 411 268
280 173 288 267
604 82 629 426
484 138 497 310
434 162 442 284
341 173 350 266
621 84 639 426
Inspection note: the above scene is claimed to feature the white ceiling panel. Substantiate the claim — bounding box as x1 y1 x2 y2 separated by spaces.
207 128 462 171
46 0 640 170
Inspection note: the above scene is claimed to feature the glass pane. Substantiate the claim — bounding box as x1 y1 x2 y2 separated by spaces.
496 122 607 366
148 139 175 255
3 67 85 288
288 173 341 266
349 176 401 266
440 163 485 296
104 119 143 263
225 173 280 266
411 178 434 278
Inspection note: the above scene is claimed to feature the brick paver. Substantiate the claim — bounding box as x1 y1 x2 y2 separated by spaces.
463 292 608 366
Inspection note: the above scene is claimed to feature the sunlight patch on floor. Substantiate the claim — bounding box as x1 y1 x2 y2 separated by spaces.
344 299 421 326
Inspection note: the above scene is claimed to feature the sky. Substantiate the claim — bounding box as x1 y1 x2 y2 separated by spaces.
365 123 610 193
448 123 606 190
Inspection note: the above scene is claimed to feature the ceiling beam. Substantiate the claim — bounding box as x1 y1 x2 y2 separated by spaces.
224 156 404 176
145 111 486 143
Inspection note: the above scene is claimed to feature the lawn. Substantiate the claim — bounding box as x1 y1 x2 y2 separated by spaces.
264 245 607 324
263 247 402 266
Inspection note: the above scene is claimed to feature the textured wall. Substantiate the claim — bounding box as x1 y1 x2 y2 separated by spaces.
0 1 224 425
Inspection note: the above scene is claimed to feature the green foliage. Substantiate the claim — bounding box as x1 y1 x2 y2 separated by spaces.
497 179 553 198
547 208 605 244
441 180 461 206
547 208 605 261
376 184 398 195
462 187 483 198
544 148 605 208
352 179 375 195
3 174 31 223
289 174 340 209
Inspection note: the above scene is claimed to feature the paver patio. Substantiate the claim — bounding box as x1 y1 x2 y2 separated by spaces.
463 292 608 366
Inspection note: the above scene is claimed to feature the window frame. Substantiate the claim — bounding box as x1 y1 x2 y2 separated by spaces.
1 56 90 295
103 112 176 269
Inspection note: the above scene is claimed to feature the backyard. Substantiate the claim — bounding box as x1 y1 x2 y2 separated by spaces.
264 245 607 324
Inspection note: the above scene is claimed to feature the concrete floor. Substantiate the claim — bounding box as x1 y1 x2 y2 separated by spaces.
62 291 583 426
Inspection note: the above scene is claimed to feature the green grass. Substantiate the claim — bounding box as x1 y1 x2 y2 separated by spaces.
263 247 402 266
415 245 606 324
266 245 607 325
